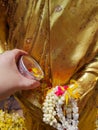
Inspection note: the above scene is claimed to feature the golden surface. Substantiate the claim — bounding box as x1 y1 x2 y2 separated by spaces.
0 1 8 53
1 0 98 130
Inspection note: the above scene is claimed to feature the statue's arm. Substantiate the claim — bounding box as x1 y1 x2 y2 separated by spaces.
75 56 98 111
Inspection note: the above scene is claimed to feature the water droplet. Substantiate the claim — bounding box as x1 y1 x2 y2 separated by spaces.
70 7 77 15
55 5 63 12
26 38 32 44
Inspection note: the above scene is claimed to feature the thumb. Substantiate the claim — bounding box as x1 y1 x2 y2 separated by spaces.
11 49 28 62
19 77 40 90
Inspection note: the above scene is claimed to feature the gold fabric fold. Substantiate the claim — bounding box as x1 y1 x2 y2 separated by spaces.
1 0 98 130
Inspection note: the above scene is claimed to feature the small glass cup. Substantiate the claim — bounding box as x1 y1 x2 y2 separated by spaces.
18 55 44 80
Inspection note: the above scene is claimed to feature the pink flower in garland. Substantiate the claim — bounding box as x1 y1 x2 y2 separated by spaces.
55 86 68 96
64 86 69 90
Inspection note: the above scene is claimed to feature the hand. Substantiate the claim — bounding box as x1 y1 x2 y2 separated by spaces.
0 49 40 99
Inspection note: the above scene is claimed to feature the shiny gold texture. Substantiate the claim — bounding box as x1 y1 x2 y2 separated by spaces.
0 0 98 130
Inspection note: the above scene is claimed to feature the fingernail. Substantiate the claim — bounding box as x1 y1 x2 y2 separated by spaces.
33 81 40 88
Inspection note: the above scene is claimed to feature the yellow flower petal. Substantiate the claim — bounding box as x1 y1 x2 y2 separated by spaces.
65 93 69 105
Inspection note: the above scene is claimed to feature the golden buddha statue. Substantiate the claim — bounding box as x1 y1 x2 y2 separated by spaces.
0 0 98 130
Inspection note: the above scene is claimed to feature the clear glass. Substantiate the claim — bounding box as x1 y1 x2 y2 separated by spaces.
18 55 44 80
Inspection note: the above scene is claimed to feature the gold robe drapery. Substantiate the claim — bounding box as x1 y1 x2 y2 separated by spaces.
0 0 98 130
